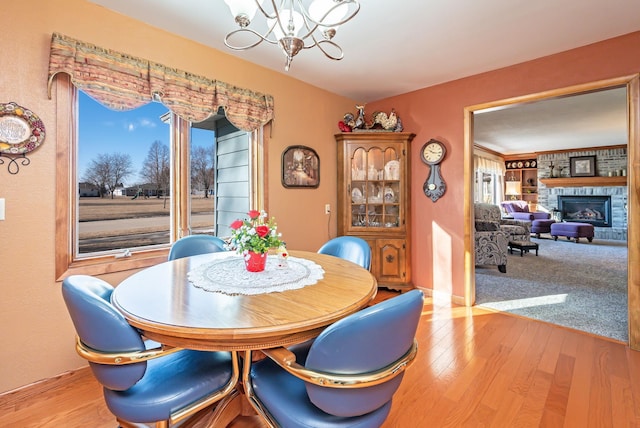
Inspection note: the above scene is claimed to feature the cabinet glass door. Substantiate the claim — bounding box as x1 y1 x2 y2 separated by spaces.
350 146 401 229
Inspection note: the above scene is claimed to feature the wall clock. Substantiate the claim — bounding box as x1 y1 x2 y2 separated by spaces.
420 139 446 202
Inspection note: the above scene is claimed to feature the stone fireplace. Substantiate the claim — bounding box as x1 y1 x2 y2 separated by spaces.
544 187 627 240
557 195 611 227
536 149 628 241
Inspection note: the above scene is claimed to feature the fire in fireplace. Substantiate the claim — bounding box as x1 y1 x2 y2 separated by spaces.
557 195 611 227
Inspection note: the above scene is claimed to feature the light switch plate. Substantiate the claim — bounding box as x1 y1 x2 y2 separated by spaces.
0 198 5 220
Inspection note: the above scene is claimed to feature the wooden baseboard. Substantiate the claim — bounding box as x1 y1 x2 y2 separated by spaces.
419 286 466 306
0 366 91 410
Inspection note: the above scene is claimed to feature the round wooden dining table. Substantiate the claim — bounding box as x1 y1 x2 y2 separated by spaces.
112 250 377 426
111 250 378 351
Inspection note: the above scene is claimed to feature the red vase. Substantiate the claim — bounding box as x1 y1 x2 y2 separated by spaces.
244 251 267 272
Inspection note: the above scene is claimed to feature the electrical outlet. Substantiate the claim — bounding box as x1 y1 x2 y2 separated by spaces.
325 204 331 214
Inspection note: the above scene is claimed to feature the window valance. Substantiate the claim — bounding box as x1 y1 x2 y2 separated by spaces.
474 154 506 176
47 32 274 132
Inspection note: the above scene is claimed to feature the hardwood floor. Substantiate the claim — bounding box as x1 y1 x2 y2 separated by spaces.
2 291 639 427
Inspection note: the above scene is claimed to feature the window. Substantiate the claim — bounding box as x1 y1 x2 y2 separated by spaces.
55 77 266 280
474 170 503 205
77 91 172 255
473 154 505 205
190 125 216 235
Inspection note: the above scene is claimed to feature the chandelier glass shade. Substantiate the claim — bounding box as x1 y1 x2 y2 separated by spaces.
223 0 360 71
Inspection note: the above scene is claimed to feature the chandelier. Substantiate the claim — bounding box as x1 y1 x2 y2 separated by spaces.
223 0 360 71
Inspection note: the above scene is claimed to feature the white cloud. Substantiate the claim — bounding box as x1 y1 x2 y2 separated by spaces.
125 118 157 132
139 118 156 128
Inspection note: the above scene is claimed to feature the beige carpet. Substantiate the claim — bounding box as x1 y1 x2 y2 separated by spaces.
475 237 628 342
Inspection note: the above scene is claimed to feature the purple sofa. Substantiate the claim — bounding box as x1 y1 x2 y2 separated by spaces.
501 200 551 221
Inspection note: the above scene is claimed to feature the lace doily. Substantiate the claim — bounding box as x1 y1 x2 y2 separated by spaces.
187 253 325 295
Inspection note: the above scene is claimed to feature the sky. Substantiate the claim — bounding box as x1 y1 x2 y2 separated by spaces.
78 91 214 186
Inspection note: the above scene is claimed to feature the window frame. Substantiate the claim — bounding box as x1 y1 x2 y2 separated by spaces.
54 76 267 281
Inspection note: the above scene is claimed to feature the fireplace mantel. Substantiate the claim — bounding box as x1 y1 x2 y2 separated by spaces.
540 176 627 188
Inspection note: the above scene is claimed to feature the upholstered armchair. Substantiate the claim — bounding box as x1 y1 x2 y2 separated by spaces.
501 200 551 221
476 203 531 242
474 205 509 273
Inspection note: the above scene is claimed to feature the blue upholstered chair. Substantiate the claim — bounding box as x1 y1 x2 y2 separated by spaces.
317 236 371 270
61 275 239 428
167 234 226 261
245 289 424 428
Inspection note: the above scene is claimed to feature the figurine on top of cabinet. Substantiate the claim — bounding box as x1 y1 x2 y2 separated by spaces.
372 109 398 131
341 105 366 131
338 105 403 132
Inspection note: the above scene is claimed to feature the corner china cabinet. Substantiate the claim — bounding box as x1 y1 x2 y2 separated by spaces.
335 132 415 291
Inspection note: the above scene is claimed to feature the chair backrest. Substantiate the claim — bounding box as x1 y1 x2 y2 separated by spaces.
168 235 226 261
304 289 424 417
474 202 502 223
317 236 371 270
501 200 530 214
61 275 147 391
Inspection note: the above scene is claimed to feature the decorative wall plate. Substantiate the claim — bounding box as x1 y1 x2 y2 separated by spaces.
0 102 46 154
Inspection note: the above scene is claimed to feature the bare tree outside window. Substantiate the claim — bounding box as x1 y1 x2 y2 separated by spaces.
83 153 134 198
140 140 170 206
191 145 215 198
109 153 135 199
83 154 110 198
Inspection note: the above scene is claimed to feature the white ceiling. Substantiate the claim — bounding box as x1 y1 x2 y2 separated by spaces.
89 0 640 153
473 87 629 155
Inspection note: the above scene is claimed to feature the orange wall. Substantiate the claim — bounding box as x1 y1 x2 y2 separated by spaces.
2 0 640 395
0 0 355 393
367 31 640 299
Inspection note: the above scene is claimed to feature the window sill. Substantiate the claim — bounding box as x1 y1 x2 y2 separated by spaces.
56 249 169 281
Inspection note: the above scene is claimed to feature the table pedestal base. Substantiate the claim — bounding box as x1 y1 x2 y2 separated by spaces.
191 389 252 427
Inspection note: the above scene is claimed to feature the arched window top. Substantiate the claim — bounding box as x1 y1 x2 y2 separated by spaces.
47 32 274 132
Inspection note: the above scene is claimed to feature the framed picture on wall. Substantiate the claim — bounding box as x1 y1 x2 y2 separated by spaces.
281 145 320 188
569 155 596 177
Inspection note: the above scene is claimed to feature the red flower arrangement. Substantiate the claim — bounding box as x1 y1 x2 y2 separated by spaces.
229 210 283 254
